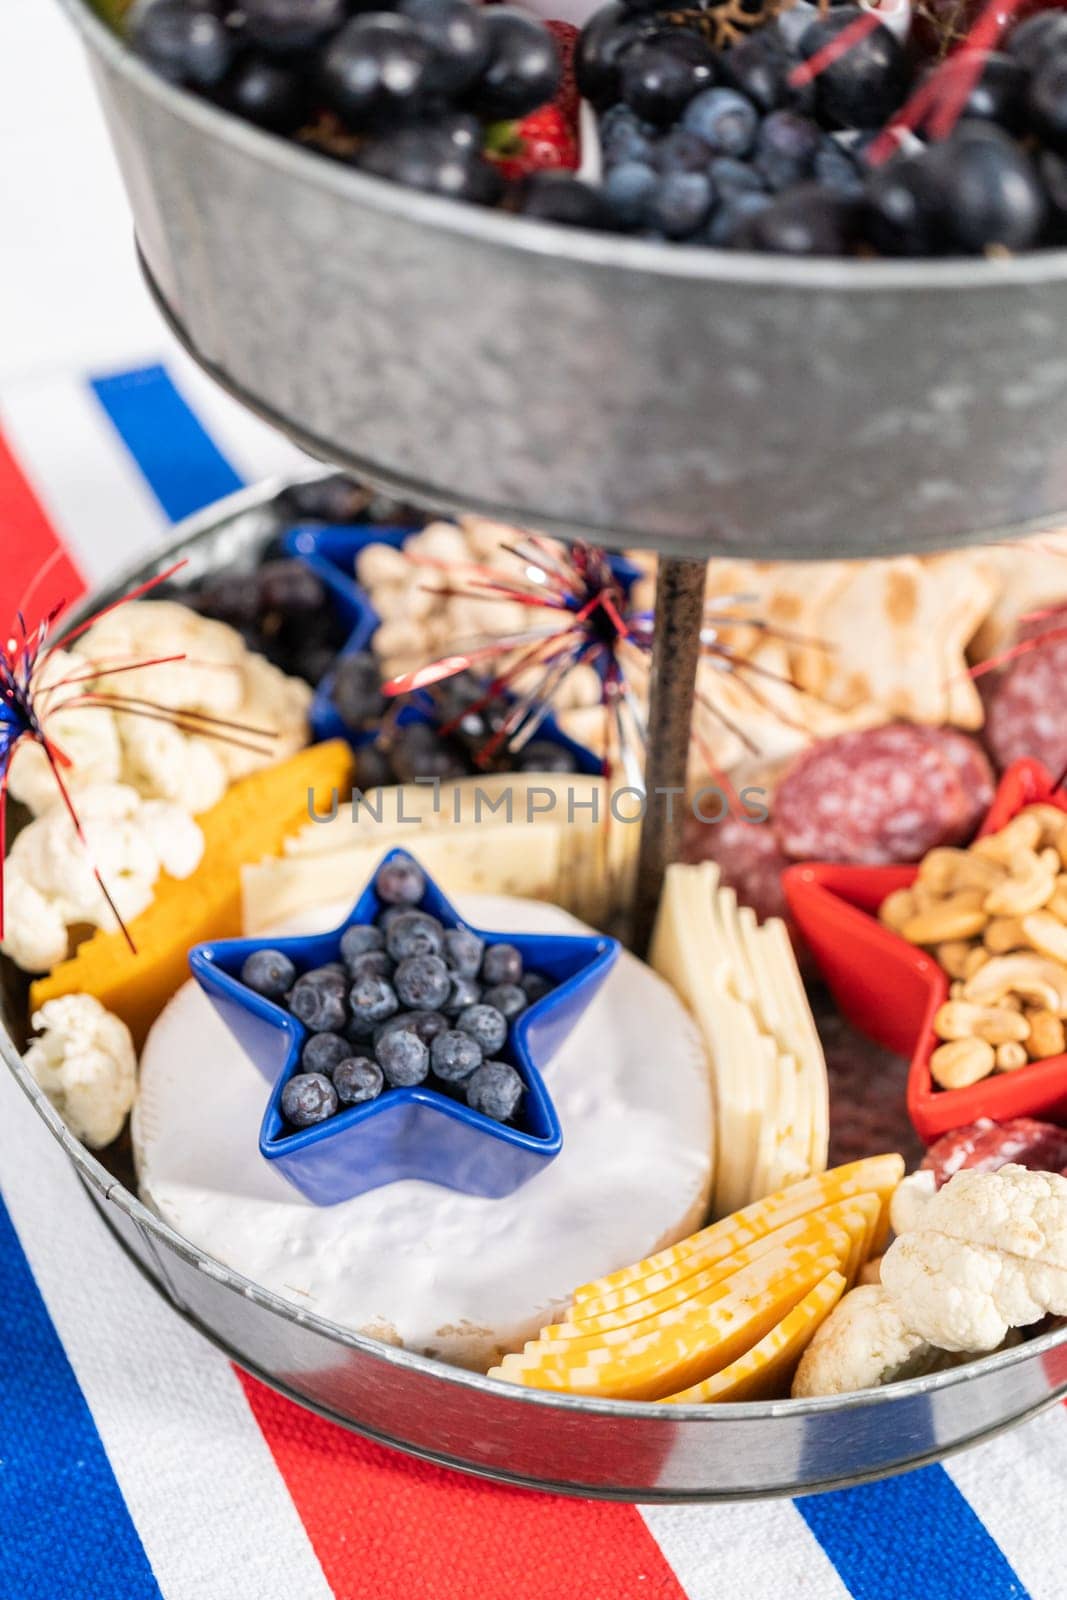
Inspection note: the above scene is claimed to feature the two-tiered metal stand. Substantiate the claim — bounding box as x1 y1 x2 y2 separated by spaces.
8 0 1067 1496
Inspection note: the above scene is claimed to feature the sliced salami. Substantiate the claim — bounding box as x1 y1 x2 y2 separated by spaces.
983 604 1067 775
921 1117 1067 1186
774 724 992 866
682 811 790 925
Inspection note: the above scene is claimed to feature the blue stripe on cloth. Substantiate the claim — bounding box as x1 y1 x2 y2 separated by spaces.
0 1194 162 1600
797 1463 1031 1600
89 364 244 521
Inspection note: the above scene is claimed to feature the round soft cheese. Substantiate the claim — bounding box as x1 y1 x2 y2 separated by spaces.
134 893 713 1370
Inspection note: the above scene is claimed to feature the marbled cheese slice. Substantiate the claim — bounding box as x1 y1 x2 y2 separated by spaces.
134 894 712 1373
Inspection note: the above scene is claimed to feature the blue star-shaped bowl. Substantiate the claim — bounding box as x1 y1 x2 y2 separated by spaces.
282 523 632 773
188 849 619 1206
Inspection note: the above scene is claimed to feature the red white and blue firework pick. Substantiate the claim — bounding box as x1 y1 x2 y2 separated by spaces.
381 537 826 787
0 557 277 950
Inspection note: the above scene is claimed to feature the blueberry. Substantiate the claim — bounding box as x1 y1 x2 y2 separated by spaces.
443 926 485 979
319 962 348 982
430 1028 483 1083
394 953 452 1009
331 653 385 730
333 1055 385 1104
348 973 399 1034
290 969 348 1033
301 1031 350 1078
520 173 612 229
443 974 482 1015
375 857 426 906
646 169 714 238
386 909 444 961
683 88 759 158
481 943 523 986
376 1028 430 1086
241 947 297 1000
653 127 712 174
620 35 715 127
387 719 471 781
709 156 765 199
353 742 393 791
340 923 385 965
457 1002 508 1056
520 971 552 1003
705 189 772 246
604 159 657 226
481 983 527 1022
375 1008 449 1048
932 121 1045 254
515 740 579 774
347 949 394 982
754 110 820 191
130 0 235 88
814 137 865 199
1028 53 1067 155
798 8 909 130
746 183 859 255
281 1072 338 1128
467 7 562 121
466 1060 524 1123
600 103 656 168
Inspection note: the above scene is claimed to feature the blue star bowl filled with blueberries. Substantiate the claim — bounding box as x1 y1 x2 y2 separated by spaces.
189 849 619 1205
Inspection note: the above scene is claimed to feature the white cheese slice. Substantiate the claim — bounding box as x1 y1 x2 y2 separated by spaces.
134 893 713 1373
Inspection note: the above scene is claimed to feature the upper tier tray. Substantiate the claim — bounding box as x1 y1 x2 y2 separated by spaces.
64 0 1067 557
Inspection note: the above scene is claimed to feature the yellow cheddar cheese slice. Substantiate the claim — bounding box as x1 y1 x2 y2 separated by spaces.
570 1154 904 1319
490 1246 845 1400
30 740 353 1046
660 1270 846 1404
545 1195 879 1345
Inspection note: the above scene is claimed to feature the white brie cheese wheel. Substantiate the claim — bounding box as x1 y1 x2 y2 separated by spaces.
134 893 712 1371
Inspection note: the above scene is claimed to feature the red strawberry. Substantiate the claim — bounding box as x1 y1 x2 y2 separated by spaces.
486 19 581 179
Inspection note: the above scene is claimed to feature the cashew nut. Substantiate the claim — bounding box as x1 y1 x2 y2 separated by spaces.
1025 1008 1067 1060
974 813 1042 863
995 1041 1029 1072
918 848 1005 895
933 1000 1030 1045
902 896 989 945
936 940 976 980
879 887 918 933
983 916 1028 954
963 953 1067 1014
963 945 990 978
930 1037 996 1089
1046 878 1067 923
1021 909 1067 966
983 849 1057 916
1019 804 1067 845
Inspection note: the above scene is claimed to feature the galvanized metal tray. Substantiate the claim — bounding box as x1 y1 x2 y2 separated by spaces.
60 0 1067 560
4 481 1067 1499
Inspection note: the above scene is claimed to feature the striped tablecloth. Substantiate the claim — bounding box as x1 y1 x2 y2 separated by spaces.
2 353 1066 1600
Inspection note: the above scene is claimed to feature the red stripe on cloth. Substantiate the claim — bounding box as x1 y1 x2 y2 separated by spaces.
239 1375 688 1600
0 429 86 628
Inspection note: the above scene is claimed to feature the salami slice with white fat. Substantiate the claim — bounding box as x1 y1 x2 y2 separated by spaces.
922 1117 1067 1186
983 604 1067 775
774 724 992 866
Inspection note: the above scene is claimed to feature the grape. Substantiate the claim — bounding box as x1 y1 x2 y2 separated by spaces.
466 8 561 121
357 128 504 206
320 14 437 128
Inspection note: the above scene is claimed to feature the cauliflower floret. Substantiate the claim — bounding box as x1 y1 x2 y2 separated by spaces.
888 1168 937 1238
65 601 311 811
881 1164 1067 1353
6 648 122 815
24 995 137 1148
1 783 204 972
791 1285 956 1397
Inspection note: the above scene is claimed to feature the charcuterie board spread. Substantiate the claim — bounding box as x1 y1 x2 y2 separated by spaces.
9 475 1067 1405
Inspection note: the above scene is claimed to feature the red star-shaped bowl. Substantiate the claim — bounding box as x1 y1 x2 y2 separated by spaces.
783 759 1067 1144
